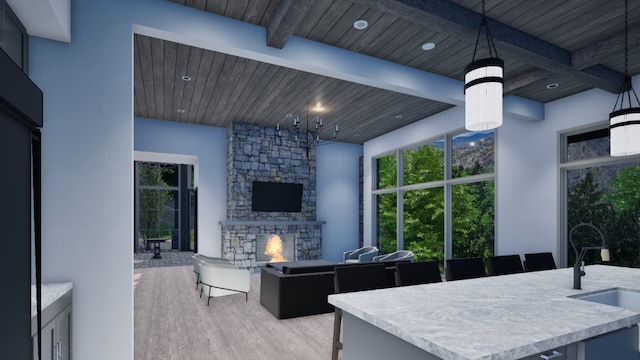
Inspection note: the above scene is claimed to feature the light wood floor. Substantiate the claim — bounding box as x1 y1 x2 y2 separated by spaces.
134 265 338 360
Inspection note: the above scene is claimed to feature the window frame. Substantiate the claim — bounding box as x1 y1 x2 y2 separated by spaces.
372 128 497 263
558 121 640 267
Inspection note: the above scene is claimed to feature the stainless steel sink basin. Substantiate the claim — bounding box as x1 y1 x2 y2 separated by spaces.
574 288 640 312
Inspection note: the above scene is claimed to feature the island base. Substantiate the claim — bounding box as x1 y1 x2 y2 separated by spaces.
341 313 639 360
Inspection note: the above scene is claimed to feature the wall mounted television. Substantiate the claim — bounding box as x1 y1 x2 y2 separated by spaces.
252 181 303 212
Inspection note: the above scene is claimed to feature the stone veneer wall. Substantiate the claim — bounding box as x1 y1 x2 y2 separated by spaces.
226 122 316 221
222 122 323 272
221 223 323 270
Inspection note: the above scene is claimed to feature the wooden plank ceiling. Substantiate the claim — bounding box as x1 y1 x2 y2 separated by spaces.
134 0 640 144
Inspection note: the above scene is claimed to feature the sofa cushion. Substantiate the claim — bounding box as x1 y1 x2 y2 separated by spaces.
266 260 335 274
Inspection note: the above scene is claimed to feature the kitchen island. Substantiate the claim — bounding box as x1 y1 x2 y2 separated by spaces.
328 265 640 360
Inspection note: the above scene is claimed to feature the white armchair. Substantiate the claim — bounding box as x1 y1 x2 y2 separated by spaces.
373 250 414 263
192 254 234 290
198 261 250 306
343 246 379 263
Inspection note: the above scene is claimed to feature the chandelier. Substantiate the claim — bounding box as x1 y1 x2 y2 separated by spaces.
609 0 640 156
276 101 339 158
464 0 503 131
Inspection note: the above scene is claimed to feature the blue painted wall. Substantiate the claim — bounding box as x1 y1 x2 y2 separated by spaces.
317 142 363 261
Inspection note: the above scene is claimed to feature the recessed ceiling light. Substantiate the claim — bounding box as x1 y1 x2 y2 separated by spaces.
395 114 403 119
546 83 559 89
353 20 368 30
354 134 361 138
421 42 436 51
285 113 293 118
181 75 191 81
312 102 326 113
177 109 185 113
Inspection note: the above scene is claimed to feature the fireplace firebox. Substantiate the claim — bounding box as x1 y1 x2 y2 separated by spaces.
256 233 295 262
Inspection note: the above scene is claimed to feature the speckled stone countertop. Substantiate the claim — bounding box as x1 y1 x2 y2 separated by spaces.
31 282 73 318
328 265 640 360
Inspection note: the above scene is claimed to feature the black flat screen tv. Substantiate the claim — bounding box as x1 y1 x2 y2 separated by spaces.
252 181 303 212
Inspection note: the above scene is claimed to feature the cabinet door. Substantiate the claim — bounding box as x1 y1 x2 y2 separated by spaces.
56 306 72 360
33 320 55 360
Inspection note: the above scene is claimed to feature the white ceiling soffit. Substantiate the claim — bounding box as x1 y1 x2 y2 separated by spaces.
134 151 198 166
7 0 70 43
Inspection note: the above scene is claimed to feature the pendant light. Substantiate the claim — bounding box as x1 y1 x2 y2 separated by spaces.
464 0 503 131
610 0 640 156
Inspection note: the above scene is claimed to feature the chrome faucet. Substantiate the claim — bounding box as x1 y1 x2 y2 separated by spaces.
569 223 610 290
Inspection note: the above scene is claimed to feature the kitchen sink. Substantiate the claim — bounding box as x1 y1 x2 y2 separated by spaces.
574 288 640 312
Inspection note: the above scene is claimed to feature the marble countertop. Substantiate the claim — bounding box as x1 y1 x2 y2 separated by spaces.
31 282 73 318
328 265 640 360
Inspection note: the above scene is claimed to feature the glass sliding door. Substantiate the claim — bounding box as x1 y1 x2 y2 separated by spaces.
134 162 194 253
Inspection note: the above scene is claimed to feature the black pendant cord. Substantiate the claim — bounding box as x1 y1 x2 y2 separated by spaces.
612 0 640 112
304 100 311 159
471 0 499 62
33 130 42 360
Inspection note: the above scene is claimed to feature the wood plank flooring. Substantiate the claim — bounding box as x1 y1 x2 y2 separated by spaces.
134 265 338 360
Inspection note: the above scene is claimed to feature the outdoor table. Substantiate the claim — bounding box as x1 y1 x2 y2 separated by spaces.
145 238 166 259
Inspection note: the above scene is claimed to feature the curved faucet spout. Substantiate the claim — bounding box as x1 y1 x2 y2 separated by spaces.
568 223 609 290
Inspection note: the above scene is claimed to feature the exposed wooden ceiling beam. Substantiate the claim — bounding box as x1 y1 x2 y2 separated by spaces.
504 69 550 94
572 24 640 70
352 0 625 93
266 0 314 49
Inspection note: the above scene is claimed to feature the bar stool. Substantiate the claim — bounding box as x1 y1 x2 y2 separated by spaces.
331 263 390 360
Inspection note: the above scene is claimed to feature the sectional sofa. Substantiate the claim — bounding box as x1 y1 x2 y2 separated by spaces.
259 260 398 319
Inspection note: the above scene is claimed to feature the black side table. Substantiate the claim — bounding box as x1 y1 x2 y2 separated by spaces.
145 238 165 259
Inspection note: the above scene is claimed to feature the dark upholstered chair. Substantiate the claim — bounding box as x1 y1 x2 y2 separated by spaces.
445 257 486 281
395 260 442 286
333 262 391 293
332 263 390 360
524 252 557 272
488 254 524 276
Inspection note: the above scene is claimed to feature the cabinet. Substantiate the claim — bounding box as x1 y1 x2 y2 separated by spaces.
33 305 71 360
577 325 638 360
32 284 72 360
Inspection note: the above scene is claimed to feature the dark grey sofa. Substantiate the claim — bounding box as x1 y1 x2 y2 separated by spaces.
260 260 336 319
259 260 398 319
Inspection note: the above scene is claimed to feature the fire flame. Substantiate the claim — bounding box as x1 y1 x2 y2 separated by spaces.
265 234 287 262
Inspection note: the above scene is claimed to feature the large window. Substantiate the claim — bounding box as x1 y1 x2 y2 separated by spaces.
561 126 640 268
374 130 495 268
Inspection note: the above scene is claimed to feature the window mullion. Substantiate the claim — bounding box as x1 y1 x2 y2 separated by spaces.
397 149 404 251
444 134 452 261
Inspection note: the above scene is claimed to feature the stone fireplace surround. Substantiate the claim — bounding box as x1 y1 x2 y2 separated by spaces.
220 122 325 272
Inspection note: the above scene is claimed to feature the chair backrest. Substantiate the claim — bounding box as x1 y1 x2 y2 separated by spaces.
395 260 442 286
376 250 414 262
524 252 557 272
445 257 486 281
345 246 378 259
334 263 390 293
199 262 251 293
488 254 524 276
